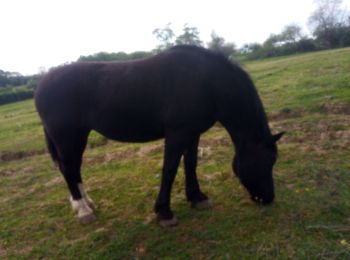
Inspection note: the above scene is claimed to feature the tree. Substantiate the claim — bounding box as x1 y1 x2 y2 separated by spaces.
27 78 38 90
152 23 204 51
207 31 236 57
0 69 28 87
152 23 175 51
207 31 225 50
175 24 203 46
280 24 303 43
264 24 303 47
78 51 151 62
308 0 349 48
264 34 282 47
241 43 263 53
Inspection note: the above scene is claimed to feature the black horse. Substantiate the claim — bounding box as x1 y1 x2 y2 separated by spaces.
35 45 284 226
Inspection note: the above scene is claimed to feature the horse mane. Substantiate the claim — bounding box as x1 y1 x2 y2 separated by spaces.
169 44 237 69
168 45 272 144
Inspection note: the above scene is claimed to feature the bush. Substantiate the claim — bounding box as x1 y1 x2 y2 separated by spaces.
296 39 317 52
78 51 152 62
0 86 34 105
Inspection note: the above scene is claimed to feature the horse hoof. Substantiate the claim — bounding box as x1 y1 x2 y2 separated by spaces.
158 216 178 227
192 199 212 209
78 213 96 224
86 200 96 211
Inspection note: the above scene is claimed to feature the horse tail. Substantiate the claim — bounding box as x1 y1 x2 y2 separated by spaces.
44 128 59 164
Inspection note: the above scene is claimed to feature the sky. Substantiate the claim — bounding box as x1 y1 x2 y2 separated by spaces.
1 0 349 75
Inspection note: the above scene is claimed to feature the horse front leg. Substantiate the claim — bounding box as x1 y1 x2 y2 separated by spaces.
184 135 212 209
77 183 96 210
154 133 188 227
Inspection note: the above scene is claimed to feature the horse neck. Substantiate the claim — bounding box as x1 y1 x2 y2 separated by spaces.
219 93 272 152
213 61 272 151
227 125 270 154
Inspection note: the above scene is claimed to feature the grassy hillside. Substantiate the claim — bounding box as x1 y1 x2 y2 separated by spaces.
1 48 350 259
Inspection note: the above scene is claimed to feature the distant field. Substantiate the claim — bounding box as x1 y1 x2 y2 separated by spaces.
1 48 350 259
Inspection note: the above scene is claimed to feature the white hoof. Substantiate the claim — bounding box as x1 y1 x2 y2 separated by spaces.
78 183 96 210
78 212 96 224
84 196 96 210
70 198 95 224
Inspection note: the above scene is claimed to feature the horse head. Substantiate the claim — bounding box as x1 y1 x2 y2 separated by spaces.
233 132 284 205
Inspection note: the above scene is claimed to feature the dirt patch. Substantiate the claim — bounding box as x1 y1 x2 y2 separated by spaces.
318 102 350 115
103 148 139 164
0 246 6 258
17 245 33 256
198 146 212 158
86 144 164 165
136 144 163 157
203 171 223 181
272 115 350 155
84 136 233 165
44 176 63 187
61 234 91 247
198 136 231 158
269 103 350 122
134 240 147 258
269 109 302 121
199 135 231 147
0 149 45 162
0 166 34 177
88 137 109 148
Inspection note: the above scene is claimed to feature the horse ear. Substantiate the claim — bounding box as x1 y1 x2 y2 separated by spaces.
272 132 285 143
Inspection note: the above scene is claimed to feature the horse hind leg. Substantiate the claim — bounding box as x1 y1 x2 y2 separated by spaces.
60 136 96 224
46 128 96 224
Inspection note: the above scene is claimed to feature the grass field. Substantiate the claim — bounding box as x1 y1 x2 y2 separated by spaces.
1 48 350 259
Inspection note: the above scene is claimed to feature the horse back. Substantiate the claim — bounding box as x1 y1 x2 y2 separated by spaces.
35 48 218 142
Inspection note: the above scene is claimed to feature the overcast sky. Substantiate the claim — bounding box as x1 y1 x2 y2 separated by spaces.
1 0 350 75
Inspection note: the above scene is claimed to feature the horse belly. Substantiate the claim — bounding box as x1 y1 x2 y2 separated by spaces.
96 129 164 143
92 117 165 143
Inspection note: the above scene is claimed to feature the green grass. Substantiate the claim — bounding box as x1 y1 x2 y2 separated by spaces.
246 48 350 114
1 48 350 259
